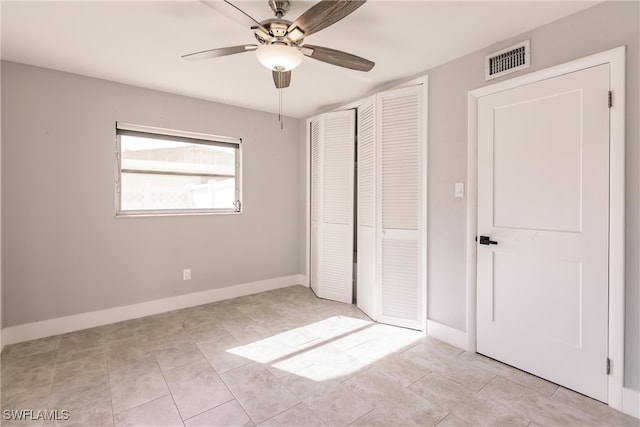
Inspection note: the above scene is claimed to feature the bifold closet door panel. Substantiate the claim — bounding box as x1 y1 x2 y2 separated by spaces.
376 85 425 330
310 110 355 304
357 97 376 319
310 118 321 295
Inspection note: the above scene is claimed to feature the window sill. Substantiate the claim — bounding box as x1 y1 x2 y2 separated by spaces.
115 210 242 218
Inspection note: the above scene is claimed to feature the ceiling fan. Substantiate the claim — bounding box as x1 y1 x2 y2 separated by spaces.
182 0 375 89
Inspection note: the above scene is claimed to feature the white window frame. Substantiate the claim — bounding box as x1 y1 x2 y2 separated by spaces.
115 122 242 217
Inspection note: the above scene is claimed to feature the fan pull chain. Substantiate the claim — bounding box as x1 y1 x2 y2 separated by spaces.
278 88 284 130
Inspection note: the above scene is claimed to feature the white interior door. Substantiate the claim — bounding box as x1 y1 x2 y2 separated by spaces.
476 64 610 402
310 110 355 304
377 85 426 330
357 97 376 319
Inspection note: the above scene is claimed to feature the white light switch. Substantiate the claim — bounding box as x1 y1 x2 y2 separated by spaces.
455 182 464 198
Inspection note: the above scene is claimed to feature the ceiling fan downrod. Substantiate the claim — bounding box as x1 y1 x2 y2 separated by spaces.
268 0 290 18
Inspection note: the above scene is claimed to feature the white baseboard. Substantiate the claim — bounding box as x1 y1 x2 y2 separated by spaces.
622 387 640 419
2 274 306 346
427 319 468 351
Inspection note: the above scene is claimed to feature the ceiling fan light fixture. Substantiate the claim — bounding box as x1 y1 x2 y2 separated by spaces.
255 44 304 71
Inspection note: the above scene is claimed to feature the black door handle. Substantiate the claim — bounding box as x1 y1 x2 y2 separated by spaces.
478 235 498 245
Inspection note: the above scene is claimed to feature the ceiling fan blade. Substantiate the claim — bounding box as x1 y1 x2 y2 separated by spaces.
287 0 366 42
182 44 258 61
201 0 262 29
302 44 374 71
273 70 291 89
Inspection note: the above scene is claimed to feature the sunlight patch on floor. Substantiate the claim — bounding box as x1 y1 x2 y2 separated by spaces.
226 315 423 381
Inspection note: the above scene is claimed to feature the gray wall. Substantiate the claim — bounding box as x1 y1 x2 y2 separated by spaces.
298 120 308 277
426 1 639 389
1 62 302 327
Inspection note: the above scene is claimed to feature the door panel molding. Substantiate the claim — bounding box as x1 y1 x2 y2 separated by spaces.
467 46 626 410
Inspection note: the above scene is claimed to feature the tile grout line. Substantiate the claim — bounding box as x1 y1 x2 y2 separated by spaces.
347 407 377 427
400 370 453 425
200 346 256 426
105 352 117 427
463 352 561 398
153 357 186 427
406 370 433 388
257 401 311 427
224 362 302 426
433 413 455 427
464 378 534 426
45 340 62 413
474 373 498 395
277 372 328 426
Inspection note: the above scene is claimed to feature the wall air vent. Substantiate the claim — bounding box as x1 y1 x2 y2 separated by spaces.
485 40 530 81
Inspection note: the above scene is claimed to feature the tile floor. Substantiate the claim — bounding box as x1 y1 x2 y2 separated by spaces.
1 285 638 427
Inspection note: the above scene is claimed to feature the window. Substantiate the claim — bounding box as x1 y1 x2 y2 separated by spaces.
116 123 241 216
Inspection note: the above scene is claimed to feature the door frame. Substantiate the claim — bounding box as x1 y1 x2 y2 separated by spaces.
466 46 626 409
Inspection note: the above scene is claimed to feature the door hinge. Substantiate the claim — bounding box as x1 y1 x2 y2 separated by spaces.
606 358 611 375
608 91 613 108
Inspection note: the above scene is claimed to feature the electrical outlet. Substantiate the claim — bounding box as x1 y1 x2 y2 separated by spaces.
183 268 191 281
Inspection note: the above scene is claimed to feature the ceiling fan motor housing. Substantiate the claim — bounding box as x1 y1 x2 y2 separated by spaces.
266 20 290 38
254 19 302 47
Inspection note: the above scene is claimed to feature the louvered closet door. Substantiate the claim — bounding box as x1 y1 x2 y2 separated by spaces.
309 110 355 304
377 85 425 330
310 118 321 295
357 97 376 319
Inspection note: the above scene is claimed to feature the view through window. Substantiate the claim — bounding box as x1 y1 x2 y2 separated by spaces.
116 124 241 215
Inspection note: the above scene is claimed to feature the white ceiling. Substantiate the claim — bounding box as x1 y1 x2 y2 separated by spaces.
1 0 600 118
